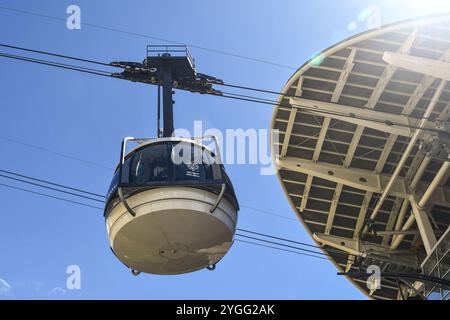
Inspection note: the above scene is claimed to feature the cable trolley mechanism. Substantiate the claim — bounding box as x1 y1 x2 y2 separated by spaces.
104 46 239 275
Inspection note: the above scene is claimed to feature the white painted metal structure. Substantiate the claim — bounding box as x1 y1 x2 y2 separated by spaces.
271 14 450 299
105 137 239 275
107 186 237 274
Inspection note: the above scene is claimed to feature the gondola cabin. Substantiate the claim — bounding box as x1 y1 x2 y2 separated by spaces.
104 136 239 275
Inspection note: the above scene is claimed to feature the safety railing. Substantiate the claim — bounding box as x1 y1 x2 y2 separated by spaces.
146 45 195 67
421 226 450 300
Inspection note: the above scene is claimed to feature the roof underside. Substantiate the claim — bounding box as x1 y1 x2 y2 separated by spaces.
272 14 450 300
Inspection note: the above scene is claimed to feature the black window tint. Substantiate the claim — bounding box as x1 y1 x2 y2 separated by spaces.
118 141 221 186
129 143 170 183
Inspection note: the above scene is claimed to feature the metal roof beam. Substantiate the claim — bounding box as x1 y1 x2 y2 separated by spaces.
313 233 420 268
278 157 411 197
280 108 297 158
325 184 343 234
364 79 447 233
350 134 398 271
365 29 418 109
383 52 450 81
409 195 437 254
331 48 356 103
375 134 398 174
354 192 373 236
299 117 331 211
300 119 330 211
325 126 364 234
289 97 444 137
282 159 450 206
398 48 450 114
324 48 364 234
295 76 304 97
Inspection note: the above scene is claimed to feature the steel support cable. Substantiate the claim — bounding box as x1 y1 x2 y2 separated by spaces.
0 169 105 198
1 46 435 261
0 181 332 261
235 239 329 260
0 7 296 70
0 43 114 67
0 170 342 257
0 170 355 259
0 182 104 210
235 233 331 257
0 41 439 123
217 92 444 134
0 49 441 134
0 174 105 203
216 82 438 121
0 142 291 222
236 228 320 249
0 136 113 170
0 52 112 78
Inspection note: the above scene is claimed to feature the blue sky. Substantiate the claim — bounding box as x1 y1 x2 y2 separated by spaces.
0 0 449 300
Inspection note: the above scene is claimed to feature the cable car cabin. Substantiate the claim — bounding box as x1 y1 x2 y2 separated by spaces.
104 137 239 275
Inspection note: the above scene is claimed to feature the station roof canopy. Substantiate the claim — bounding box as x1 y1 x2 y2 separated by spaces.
271 14 450 300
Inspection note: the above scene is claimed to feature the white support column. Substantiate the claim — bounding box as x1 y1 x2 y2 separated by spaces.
382 198 404 245
383 51 450 248
391 154 431 245
411 155 432 190
392 199 410 244
409 195 437 254
419 160 450 208
364 79 447 230
391 213 416 250
422 182 450 207
391 157 450 250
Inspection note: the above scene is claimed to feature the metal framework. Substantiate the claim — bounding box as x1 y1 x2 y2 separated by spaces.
111 45 223 137
271 14 450 300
